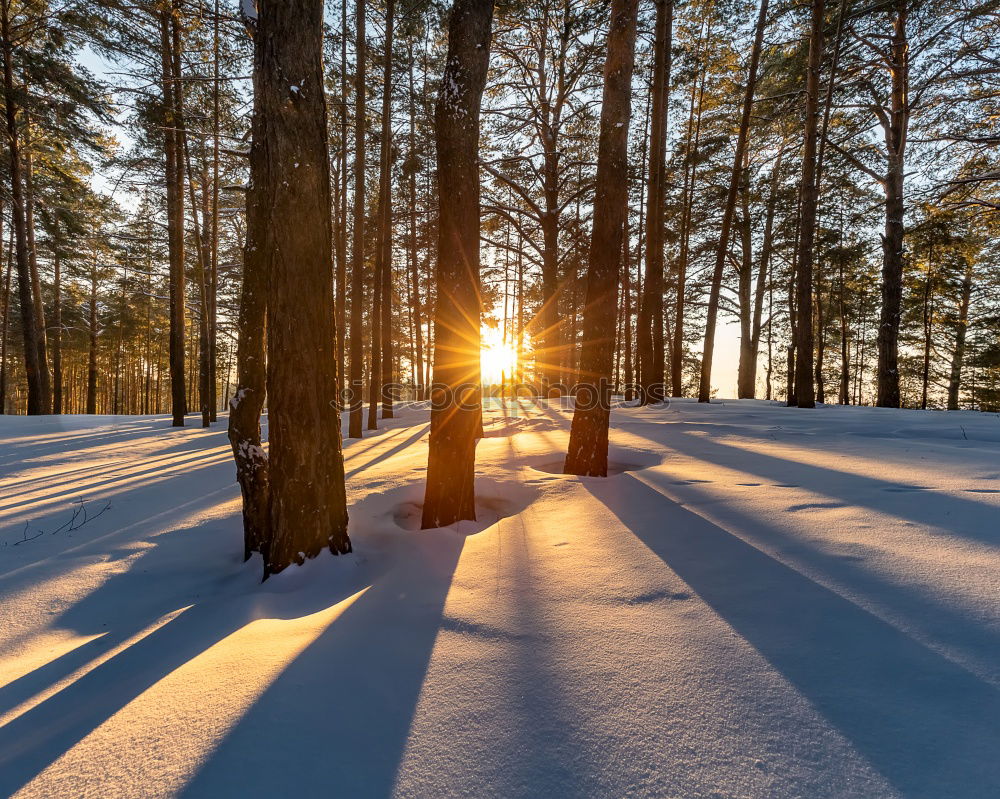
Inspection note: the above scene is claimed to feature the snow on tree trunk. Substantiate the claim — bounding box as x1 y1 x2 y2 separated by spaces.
256 0 350 576
228 17 270 563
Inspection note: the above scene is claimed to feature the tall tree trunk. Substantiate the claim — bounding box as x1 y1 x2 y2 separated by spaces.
739 144 784 397
838 256 850 404
815 264 826 402
348 0 367 438
793 0 824 409
229 8 270 563
946 259 972 411
421 0 494 528
259 0 351 576
876 0 908 408
209 0 221 421
87 257 98 414
24 147 51 410
160 5 187 426
637 0 671 404
920 257 932 409
670 22 708 397
622 221 633 399
407 46 425 399
698 0 769 402
1 3 46 414
564 0 638 477
378 0 395 420
52 238 62 414
0 209 9 413
336 0 349 396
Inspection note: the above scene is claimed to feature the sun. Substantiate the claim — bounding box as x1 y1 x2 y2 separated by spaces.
480 326 518 385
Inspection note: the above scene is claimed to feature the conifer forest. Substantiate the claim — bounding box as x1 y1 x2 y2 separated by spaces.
0 0 998 796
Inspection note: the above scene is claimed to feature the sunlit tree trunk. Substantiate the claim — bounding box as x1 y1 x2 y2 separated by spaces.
564 0 638 477
637 0 671 404
421 0 494 528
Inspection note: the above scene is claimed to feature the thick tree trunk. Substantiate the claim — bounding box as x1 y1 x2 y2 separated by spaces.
228 16 270 563
793 0 824 409
258 0 350 576
24 149 51 410
160 6 186 426
876 0 908 408
946 260 972 410
564 0 638 477
637 0 671 404
421 0 494 529
698 0 768 403
2 5 46 414
347 0 366 439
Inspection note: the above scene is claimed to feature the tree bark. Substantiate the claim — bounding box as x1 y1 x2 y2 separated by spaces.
876 0 908 408
946 259 972 410
0 207 9 413
739 144 784 398
24 147 51 410
335 0 349 397
377 0 395 421
564 0 638 477
698 0 769 403
348 0 366 438
160 5 187 426
421 0 494 529
87 257 98 414
52 236 62 413
258 0 350 576
228 12 270 563
1 1 47 414
637 0 671 404
793 0 824 409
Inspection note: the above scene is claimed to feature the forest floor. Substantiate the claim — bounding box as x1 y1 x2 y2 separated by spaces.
0 398 998 798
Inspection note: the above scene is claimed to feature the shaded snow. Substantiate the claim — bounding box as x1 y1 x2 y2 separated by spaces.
0 399 998 798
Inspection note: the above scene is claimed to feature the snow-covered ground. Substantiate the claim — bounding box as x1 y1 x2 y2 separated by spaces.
0 398 998 798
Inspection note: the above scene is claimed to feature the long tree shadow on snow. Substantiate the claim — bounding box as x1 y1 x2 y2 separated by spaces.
666 429 1000 548
178 528 464 798
582 472 1000 799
